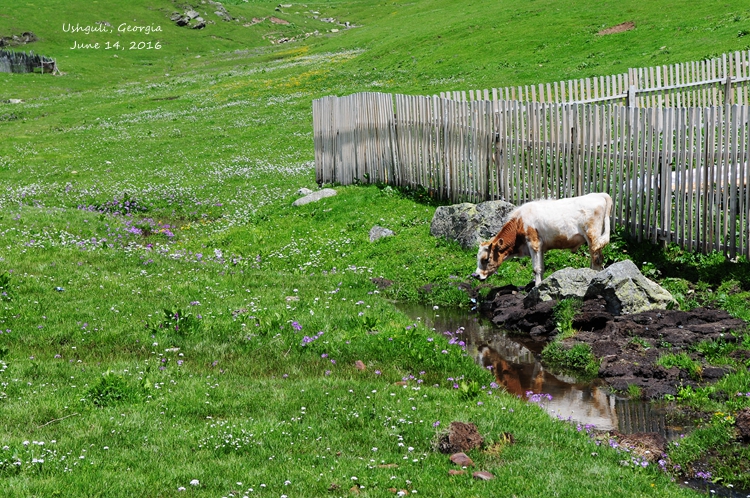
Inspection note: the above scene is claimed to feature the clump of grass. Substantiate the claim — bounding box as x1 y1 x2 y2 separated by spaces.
627 384 643 399
553 298 582 338
656 352 702 380
0 271 13 302
149 307 202 337
541 341 599 378
627 336 652 351
85 370 143 407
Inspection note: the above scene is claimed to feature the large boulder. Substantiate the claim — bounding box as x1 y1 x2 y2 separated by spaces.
584 260 677 315
524 267 599 307
430 200 516 249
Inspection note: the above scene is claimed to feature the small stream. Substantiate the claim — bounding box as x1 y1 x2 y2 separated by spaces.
398 303 686 437
398 303 750 497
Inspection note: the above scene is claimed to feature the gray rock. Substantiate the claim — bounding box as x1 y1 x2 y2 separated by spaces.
524 267 599 307
584 260 677 315
292 188 336 206
369 225 394 242
185 10 201 19
296 187 313 196
430 200 516 249
473 471 495 481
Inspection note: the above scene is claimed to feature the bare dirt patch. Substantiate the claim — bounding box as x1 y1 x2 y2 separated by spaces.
598 21 635 36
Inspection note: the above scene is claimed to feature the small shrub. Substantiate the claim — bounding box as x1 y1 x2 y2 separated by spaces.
458 380 481 401
150 307 202 337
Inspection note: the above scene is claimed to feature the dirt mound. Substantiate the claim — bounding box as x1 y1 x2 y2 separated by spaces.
437 421 484 454
481 288 747 399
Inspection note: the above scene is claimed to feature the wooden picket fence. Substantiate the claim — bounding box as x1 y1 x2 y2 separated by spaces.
440 50 750 108
313 92 750 258
313 51 750 259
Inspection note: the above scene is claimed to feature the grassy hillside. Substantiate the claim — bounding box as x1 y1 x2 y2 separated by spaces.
1 0 749 496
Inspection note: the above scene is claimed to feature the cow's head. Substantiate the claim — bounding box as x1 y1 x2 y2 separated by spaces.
474 219 517 280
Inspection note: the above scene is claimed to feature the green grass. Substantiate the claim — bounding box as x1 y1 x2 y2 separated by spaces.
657 353 703 381
2 0 750 495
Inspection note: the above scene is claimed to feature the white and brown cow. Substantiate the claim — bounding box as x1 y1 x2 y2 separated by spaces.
475 193 613 286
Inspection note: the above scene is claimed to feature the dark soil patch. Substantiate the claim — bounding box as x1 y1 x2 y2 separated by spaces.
437 421 484 454
480 288 748 399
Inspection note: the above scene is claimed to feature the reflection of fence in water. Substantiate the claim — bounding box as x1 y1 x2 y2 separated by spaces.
615 399 686 440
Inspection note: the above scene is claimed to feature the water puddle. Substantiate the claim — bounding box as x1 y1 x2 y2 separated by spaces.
397 303 686 438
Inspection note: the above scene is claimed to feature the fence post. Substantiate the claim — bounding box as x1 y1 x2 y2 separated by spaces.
724 75 732 106
627 85 637 108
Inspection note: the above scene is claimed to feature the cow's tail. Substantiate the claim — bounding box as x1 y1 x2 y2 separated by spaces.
602 193 613 239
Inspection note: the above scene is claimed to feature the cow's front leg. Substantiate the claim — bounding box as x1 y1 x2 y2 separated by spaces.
529 247 544 286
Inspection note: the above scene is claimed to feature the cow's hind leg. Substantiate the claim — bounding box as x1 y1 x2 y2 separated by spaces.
586 217 611 271
590 247 604 271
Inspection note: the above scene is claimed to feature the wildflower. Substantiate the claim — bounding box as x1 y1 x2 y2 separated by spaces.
291 321 302 331
433 421 440 427
177 487 186 492
375 370 381 375
190 480 200 486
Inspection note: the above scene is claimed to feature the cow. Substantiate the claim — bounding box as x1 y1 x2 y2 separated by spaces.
474 192 613 286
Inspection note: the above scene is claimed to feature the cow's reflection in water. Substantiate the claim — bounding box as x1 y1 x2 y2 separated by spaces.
479 345 544 398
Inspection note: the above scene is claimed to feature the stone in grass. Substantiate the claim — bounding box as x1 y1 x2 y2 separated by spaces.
473 471 495 481
737 408 750 441
449 452 474 467
438 421 484 453
292 188 337 207
448 469 466 476
584 259 677 315
355 360 366 371
296 187 313 196
369 225 395 242
430 200 516 249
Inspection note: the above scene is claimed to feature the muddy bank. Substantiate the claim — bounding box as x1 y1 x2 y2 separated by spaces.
480 285 749 399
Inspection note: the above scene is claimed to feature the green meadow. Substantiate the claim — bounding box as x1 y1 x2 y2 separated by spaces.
2 0 750 495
